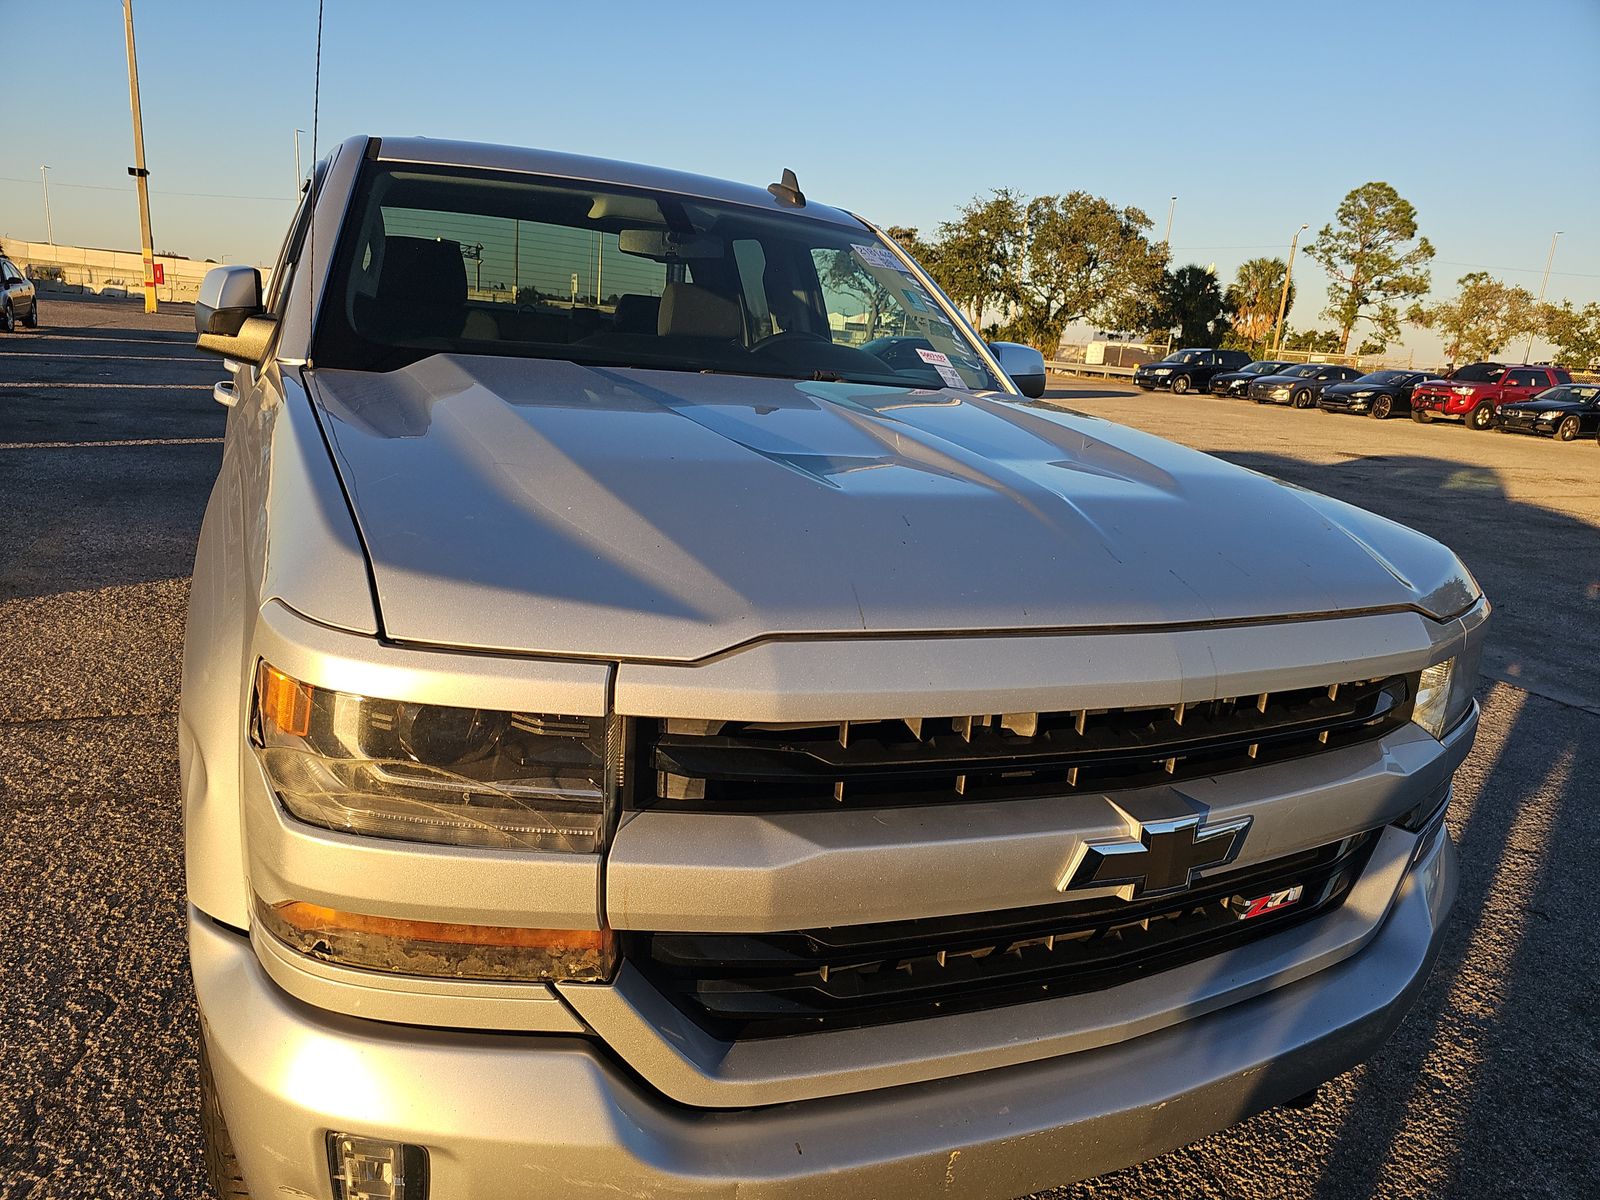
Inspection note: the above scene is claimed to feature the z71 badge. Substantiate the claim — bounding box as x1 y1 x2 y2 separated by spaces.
1230 886 1304 920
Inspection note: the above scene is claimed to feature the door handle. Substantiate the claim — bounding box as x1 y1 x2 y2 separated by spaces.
213 380 238 408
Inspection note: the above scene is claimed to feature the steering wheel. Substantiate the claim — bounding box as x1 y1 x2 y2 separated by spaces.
750 329 829 353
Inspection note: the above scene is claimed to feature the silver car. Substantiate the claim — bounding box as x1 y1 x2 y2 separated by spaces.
184 135 1483 1199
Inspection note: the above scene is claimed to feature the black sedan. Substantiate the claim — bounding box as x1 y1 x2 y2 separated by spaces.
1248 363 1364 408
1494 383 1600 441
1317 369 1432 419
1208 360 1295 398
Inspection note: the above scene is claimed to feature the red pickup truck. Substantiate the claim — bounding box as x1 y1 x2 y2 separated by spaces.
1410 362 1573 430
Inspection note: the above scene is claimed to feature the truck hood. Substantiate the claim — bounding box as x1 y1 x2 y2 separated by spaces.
309 355 1478 662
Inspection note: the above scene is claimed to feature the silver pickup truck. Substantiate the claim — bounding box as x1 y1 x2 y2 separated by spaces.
183 135 1485 1200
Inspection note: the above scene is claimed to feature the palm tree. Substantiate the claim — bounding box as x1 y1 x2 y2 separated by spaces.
1224 257 1293 354
1152 265 1231 347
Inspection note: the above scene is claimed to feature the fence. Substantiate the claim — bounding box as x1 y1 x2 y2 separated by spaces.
0 238 270 304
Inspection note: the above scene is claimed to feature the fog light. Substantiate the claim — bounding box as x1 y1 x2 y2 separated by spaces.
327 1133 427 1200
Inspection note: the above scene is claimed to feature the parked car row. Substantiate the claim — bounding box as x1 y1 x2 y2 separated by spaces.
1138 348 1595 445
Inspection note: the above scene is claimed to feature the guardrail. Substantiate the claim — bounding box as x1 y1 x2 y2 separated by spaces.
1046 360 1137 380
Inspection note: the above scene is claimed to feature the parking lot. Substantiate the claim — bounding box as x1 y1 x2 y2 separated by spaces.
1 293 1596 1199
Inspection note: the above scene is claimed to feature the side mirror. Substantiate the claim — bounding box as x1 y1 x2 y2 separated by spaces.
196 265 275 363
989 341 1048 398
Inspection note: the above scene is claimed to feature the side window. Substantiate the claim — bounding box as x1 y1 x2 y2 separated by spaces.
1508 369 1541 387
810 247 915 346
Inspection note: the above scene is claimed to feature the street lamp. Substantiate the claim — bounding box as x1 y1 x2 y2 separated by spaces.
1163 196 1177 249
39 166 54 244
294 128 306 191
1523 231 1562 364
1270 223 1309 358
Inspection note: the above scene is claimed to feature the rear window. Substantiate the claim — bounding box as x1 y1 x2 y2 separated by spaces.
311 163 1003 392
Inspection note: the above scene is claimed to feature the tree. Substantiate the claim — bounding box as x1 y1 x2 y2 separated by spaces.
1148 264 1231 347
1407 272 1539 362
1224 257 1293 353
1281 327 1342 353
1304 182 1434 354
1542 300 1600 370
924 190 1166 353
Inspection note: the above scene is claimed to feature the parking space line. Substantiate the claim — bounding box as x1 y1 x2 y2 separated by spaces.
5 333 197 347
0 437 223 450
0 381 211 389
0 352 212 363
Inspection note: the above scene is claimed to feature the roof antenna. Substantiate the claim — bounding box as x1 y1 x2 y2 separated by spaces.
767 168 806 208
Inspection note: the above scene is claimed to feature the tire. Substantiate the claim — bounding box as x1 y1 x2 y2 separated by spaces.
1292 388 1313 409
1468 402 1495 431
1 302 12 333
1171 374 1191 395
22 298 37 328
1556 416 1580 442
200 1041 253 1198
1411 408 1433 424
1371 395 1393 420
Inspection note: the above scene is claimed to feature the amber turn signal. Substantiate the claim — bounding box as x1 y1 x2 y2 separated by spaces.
257 662 313 737
256 895 615 982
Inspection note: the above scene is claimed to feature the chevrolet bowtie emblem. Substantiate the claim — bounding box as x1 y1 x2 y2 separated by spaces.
1059 812 1253 898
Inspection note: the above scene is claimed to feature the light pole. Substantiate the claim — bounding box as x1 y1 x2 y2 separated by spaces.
1523 230 1562 363
121 0 158 313
294 128 306 191
1270 224 1309 358
1163 196 1177 250
39 166 54 244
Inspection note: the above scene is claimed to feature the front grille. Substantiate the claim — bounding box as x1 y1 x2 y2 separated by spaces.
628 831 1379 1038
641 674 1413 813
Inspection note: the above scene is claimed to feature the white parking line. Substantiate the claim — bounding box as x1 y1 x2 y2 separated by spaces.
0 381 210 389
6 333 197 347
0 437 223 450
0 352 211 363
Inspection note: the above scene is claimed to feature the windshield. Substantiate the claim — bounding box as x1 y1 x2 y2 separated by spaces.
1355 370 1408 384
312 163 1004 392
1451 363 1505 383
1540 384 1600 404
1281 363 1321 378
1245 360 1285 374
1160 351 1207 366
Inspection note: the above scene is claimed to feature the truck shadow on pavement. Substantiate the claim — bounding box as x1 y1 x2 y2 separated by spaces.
1043 450 1600 1199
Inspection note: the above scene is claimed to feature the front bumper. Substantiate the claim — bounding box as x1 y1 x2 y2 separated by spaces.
192 827 1456 1199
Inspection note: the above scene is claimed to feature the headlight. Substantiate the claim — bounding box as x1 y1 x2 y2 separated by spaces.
1351 390 1372 399
1151 367 1172 376
1452 385 1475 396
253 662 619 852
1538 410 1563 421
1411 651 1479 740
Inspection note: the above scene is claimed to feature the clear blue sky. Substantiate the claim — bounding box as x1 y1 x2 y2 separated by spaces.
3 0 1596 359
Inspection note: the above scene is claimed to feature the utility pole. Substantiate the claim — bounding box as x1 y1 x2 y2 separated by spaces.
294 128 306 191
1523 231 1562 363
1163 196 1177 250
122 0 157 313
39 167 54 245
1270 224 1309 358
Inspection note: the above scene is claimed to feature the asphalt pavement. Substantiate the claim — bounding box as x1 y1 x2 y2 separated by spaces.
0 300 1595 1199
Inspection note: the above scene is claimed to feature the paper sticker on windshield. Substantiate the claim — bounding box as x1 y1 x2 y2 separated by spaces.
916 348 952 367
901 288 933 313
935 365 965 389
852 244 909 273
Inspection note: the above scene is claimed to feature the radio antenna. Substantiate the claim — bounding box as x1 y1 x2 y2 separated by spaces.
307 0 324 306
